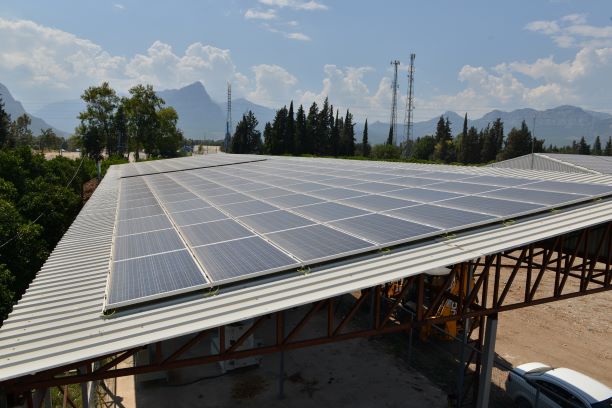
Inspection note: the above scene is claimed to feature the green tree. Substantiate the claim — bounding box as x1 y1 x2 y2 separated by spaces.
305 102 318 155
39 128 61 153
329 110 340 156
285 101 295 154
501 120 533 160
125 84 164 160
79 82 119 157
411 135 436 160
433 116 454 162
592 136 602 155
458 113 468 163
295 104 306 155
231 111 261 154
156 107 183 158
315 98 330 155
0 264 15 323
11 114 33 147
340 109 355 156
362 119 371 157
114 103 128 157
0 97 12 148
577 136 590 155
605 136 612 156
372 143 401 160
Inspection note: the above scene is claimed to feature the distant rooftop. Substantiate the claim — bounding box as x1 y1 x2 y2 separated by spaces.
489 153 612 175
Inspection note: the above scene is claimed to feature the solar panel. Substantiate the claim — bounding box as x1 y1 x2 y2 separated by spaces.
478 188 588 206
116 214 173 236
113 229 185 261
106 155 612 310
265 224 373 262
169 206 228 227
439 195 544 217
329 214 441 245
385 204 497 229
193 237 299 282
239 210 315 233
291 202 369 222
384 188 462 203
339 194 419 212
107 250 208 308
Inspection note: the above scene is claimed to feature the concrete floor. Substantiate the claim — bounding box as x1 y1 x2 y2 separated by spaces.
110 304 447 408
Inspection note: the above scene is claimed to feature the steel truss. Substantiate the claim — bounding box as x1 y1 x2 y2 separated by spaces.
3 222 611 407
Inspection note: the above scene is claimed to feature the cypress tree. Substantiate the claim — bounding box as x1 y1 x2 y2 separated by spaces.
605 136 612 156
305 102 318 155
459 113 468 163
316 98 330 155
362 118 371 157
0 97 12 148
286 101 295 154
577 136 590 155
342 109 355 156
330 110 340 156
592 136 602 155
295 104 306 155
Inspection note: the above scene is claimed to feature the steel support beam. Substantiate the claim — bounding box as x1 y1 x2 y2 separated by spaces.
476 314 498 408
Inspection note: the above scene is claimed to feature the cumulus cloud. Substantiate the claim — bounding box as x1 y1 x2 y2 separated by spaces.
247 64 298 106
286 32 310 41
0 18 252 102
244 9 277 20
526 14 612 48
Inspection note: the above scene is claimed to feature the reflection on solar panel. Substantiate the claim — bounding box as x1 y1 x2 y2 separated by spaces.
105 155 612 309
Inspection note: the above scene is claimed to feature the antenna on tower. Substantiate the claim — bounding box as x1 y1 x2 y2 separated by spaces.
223 82 232 152
388 60 400 146
403 53 416 158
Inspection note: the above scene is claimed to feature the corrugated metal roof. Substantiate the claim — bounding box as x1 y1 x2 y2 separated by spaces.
1 155 611 382
489 153 612 176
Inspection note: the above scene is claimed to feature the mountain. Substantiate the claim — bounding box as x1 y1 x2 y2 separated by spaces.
355 106 612 147
33 99 84 134
230 98 275 128
157 81 226 140
0 83 68 136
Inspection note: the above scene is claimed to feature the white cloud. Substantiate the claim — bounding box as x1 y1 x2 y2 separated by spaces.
247 64 298 106
286 32 310 41
526 14 612 48
113 3 125 10
244 9 277 20
258 0 328 11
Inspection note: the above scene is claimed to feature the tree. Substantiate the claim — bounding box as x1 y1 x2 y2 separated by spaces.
458 113 468 163
39 128 61 153
315 98 330 155
295 105 306 155
577 136 590 155
114 103 128 157
592 136 602 155
410 135 436 160
0 97 12 148
433 116 454 162
362 119 371 157
372 144 401 160
79 82 119 157
285 101 295 154
231 111 261 154
501 120 533 160
11 114 33 147
304 102 318 155
156 107 183 158
125 84 164 160
340 109 355 156
605 136 612 156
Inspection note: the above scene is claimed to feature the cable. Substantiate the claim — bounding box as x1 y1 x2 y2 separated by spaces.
0 154 86 250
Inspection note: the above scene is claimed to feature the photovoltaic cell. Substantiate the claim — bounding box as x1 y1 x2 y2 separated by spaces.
239 210 314 234
265 224 373 262
345 182 403 194
169 206 228 227
291 202 369 222
193 237 298 282
462 175 536 187
107 250 207 307
118 196 158 210
329 214 440 245
384 188 462 203
119 205 165 221
163 198 210 213
339 194 418 212
221 200 279 217
180 219 254 247
309 188 366 200
439 196 543 217
264 194 325 208
478 188 588 206
206 192 252 206
425 181 500 195
116 214 173 237
385 204 497 229
113 228 185 261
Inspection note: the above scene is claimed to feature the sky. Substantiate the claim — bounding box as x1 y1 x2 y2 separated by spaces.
1 0 612 123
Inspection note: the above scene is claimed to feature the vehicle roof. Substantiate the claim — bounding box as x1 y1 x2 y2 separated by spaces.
526 367 611 403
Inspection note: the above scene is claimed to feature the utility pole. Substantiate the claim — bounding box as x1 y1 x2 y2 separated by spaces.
403 53 416 158
223 82 232 153
388 60 400 146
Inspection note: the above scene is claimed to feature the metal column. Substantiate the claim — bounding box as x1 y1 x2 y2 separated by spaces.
476 314 498 408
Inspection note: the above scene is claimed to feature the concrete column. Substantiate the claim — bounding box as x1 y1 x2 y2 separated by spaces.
476 314 499 408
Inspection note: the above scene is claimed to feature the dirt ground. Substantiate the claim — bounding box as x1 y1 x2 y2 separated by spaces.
494 269 612 386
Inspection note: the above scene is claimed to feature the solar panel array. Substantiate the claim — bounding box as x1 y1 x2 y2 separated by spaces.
105 156 612 309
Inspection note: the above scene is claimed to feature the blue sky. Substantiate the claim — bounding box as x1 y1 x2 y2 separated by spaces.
1 0 612 122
